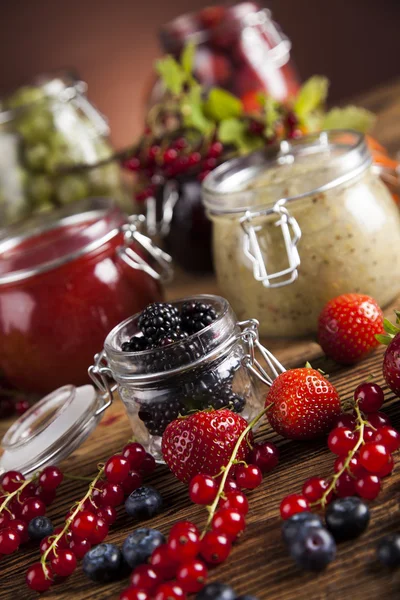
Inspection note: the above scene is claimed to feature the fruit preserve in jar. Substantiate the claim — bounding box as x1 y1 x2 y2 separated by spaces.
153 3 299 104
202 130 400 337
0 198 171 394
90 295 284 460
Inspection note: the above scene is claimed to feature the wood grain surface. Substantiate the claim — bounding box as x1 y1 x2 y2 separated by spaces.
1 80 400 600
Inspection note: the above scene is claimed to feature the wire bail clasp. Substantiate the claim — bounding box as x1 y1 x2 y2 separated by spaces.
240 200 301 288
88 351 117 416
238 319 286 386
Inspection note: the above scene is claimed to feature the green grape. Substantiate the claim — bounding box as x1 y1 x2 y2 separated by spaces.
24 143 49 170
15 107 54 144
56 174 89 204
6 85 46 109
28 174 54 206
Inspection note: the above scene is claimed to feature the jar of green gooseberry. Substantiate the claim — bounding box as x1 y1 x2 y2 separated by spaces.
0 72 127 227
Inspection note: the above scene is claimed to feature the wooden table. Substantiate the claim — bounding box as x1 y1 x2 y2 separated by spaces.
2 79 400 600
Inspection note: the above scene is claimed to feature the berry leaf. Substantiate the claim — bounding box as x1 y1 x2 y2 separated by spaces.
155 55 186 95
383 318 400 336
294 76 329 118
204 88 243 122
321 106 375 133
218 118 264 153
180 86 214 134
375 333 393 345
181 41 196 75
264 96 280 137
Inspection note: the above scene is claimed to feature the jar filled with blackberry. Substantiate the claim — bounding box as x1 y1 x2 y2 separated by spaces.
91 295 281 461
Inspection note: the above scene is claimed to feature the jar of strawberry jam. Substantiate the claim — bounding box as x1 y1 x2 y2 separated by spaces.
90 294 284 460
0 198 172 394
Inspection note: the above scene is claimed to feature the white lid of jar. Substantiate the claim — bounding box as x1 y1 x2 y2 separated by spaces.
0 384 108 476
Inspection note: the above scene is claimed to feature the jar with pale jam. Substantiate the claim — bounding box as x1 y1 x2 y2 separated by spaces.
202 131 400 337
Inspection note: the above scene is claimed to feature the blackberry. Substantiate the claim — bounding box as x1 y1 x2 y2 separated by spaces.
208 387 246 413
181 301 218 334
155 329 189 348
138 397 186 436
138 303 181 344
121 336 151 353
188 378 245 413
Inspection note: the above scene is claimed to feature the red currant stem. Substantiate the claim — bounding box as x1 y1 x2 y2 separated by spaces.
0 474 37 513
312 404 369 509
200 403 273 538
40 466 104 572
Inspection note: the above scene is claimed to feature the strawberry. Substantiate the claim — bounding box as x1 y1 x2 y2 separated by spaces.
266 367 341 440
317 293 384 364
161 409 252 483
376 311 400 396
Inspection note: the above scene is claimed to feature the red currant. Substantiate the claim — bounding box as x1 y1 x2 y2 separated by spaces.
332 413 357 430
120 589 150 600
18 482 36 501
124 157 141 172
26 563 53 592
40 536 58 560
367 412 391 429
280 494 309 520
53 526 73 548
0 527 20 553
355 382 384 413
335 472 356 497
163 149 178 164
203 157 217 171
140 454 157 476
364 427 375 441
96 505 117 525
222 478 240 494
15 399 29 415
197 170 211 182
372 426 400 452
189 474 218 505
20 498 45 522
334 455 365 478
100 482 124 507
220 491 249 515
1 470 24 493
51 549 77 577
328 427 357 455
71 510 97 540
122 470 143 495
208 141 223 158
359 442 391 474
39 466 63 491
248 120 264 135
122 443 146 469
176 559 207 593
69 537 91 559
89 516 108 544
212 508 246 539
148 145 161 162
248 442 279 473
302 477 332 502
377 453 394 477
130 564 161 591
0 512 11 529
173 138 187 150
355 473 381 500
105 455 130 484
169 521 199 538
154 582 186 600
200 531 231 565
235 464 262 489
35 486 57 506
9 519 29 544
150 543 179 579
167 529 200 563
188 152 201 167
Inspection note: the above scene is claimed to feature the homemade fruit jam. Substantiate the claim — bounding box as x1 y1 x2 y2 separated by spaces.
0 198 168 393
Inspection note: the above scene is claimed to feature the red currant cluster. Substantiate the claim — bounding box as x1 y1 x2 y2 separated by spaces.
0 466 62 556
119 439 278 600
26 442 156 592
280 382 399 519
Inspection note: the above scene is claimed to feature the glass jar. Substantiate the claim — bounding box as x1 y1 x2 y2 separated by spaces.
0 198 172 394
151 3 299 104
90 294 284 461
0 72 126 227
202 130 400 338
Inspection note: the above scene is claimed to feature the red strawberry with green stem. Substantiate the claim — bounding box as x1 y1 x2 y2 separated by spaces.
318 293 384 365
162 409 252 483
376 311 400 396
266 367 341 440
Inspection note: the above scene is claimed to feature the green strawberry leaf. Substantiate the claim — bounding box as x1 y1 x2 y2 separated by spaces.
321 106 375 133
375 333 393 345
218 118 264 153
304 361 313 369
394 310 400 324
294 76 329 118
383 318 400 336
181 41 196 75
181 86 214 134
204 88 243 122
155 55 186 95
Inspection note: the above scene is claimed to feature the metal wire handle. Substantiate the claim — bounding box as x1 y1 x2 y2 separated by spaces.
238 319 286 385
240 201 301 288
145 181 179 238
88 351 116 416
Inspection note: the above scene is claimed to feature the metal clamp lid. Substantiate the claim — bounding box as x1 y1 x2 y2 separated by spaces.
240 201 301 288
238 319 286 385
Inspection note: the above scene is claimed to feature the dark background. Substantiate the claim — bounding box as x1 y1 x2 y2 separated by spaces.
1 0 398 148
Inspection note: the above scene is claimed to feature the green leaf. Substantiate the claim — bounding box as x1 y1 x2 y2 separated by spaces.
218 118 264 153
204 88 242 122
264 96 280 137
375 333 393 346
383 318 399 336
155 55 186 95
180 85 213 134
181 41 196 75
304 361 313 369
294 76 329 118
321 106 375 133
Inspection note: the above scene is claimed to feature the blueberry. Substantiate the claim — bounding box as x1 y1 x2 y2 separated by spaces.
122 527 165 569
377 534 400 567
290 527 336 571
196 583 236 600
282 512 323 546
125 486 163 519
325 497 370 541
82 543 123 583
27 516 54 541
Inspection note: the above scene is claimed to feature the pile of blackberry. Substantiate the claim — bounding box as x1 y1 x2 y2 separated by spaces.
121 301 218 352
137 398 186 436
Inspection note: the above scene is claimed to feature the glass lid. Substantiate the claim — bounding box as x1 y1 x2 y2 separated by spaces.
0 384 108 476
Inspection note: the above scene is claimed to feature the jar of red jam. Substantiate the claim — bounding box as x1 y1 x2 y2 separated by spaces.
0 198 172 394
151 3 300 105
